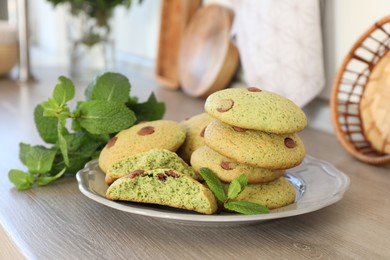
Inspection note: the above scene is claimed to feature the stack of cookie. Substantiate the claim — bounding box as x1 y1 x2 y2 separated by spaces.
99 87 307 212
190 87 307 209
99 120 218 214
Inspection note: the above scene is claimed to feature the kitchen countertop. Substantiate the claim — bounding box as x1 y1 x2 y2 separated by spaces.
1 68 390 259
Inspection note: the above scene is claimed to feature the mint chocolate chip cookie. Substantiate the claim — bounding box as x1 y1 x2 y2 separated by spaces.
177 113 214 163
191 146 284 184
106 169 218 215
226 177 296 210
204 119 305 169
99 120 186 173
204 87 307 134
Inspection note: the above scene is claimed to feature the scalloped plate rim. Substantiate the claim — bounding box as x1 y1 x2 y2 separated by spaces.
76 155 350 225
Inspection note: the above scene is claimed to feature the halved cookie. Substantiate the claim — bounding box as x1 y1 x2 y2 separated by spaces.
99 120 186 173
105 148 200 185
106 169 218 215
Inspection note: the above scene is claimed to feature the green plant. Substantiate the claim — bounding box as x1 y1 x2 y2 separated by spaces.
8 72 165 190
47 0 143 46
47 0 142 26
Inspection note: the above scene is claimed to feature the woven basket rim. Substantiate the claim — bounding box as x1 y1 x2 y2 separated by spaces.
331 15 390 165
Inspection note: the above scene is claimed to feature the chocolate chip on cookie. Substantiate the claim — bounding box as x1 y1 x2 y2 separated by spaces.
216 99 234 112
138 126 155 136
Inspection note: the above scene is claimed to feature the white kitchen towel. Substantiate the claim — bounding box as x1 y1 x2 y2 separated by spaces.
231 0 325 107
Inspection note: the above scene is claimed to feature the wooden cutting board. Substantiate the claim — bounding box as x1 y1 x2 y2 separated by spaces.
178 4 239 98
155 0 201 89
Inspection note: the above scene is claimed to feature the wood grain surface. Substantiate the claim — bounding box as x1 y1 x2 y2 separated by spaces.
0 68 390 259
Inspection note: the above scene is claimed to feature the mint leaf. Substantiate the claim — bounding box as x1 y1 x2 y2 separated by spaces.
85 72 130 103
236 174 248 190
19 143 31 165
76 100 136 134
25 145 57 174
70 134 101 156
57 120 69 166
57 133 101 169
199 167 227 202
8 170 35 190
63 133 85 153
224 201 269 215
34 104 58 143
227 179 242 199
41 77 73 120
62 133 100 172
36 168 66 186
88 133 111 143
128 96 139 105
52 156 90 174
127 92 165 123
228 174 248 199
53 76 75 106
71 103 83 131
41 98 61 117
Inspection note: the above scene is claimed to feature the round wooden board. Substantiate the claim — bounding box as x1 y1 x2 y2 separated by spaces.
178 4 239 98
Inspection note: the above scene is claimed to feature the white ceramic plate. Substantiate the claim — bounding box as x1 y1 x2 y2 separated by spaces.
76 155 350 226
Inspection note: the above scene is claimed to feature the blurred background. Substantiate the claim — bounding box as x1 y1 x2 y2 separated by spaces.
1 0 390 134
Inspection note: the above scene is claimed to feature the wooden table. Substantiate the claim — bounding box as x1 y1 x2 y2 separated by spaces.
1 68 390 259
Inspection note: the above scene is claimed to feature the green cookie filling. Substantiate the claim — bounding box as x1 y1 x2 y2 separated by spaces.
106 148 200 184
106 169 217 214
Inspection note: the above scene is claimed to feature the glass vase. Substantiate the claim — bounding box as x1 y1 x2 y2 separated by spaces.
66 8 115 81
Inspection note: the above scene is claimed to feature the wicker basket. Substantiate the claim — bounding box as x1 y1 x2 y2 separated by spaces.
331 16 390 165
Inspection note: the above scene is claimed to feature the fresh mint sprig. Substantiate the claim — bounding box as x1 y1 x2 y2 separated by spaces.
9 72 165 190
199 168 269 215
